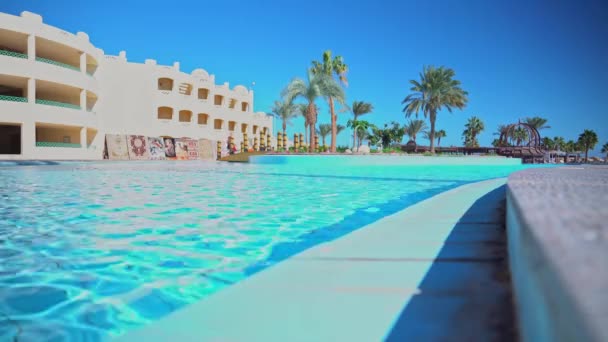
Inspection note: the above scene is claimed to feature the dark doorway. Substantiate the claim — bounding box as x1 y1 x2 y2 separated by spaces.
0 124 21 154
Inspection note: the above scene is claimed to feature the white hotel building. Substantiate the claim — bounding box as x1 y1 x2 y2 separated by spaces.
0 11 273 160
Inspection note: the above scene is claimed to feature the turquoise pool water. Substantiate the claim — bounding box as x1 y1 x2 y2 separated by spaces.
0 159 547 341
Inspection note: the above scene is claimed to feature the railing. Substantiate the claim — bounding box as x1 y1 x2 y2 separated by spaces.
35 99 81 110
35 56 80 71
0 49 27 59
36 141 82 148
0 95 27 103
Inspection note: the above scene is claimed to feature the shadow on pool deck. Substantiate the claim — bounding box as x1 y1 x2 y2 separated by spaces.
385 185 518 341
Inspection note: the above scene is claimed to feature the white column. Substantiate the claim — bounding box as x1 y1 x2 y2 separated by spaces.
80 52 87 73
80 89 86 110
27 35 35 61
21 121 36 158
27 78 36 103
80 127 87 149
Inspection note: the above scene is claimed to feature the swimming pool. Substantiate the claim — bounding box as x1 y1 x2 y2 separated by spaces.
0 158 546 341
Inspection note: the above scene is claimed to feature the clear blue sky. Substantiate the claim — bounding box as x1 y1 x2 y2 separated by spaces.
3 0 607 154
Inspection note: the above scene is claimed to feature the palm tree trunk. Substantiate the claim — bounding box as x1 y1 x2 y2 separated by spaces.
304 124 308 145
322 136 327 147
329 97 337 153
308 103 315 153
352 115 358 149
585 149 589 163
438 137 441 147
429 112 436 153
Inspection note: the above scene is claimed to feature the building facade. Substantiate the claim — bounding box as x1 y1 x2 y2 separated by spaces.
0 11 272 160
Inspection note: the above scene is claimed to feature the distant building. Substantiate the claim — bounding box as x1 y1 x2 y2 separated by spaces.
0 11 272 160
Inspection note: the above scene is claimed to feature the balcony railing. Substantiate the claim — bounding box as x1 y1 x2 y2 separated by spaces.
36 141 82 148
35 99 81 110
0 95 27 103
0 49 27 59
35 57 80 71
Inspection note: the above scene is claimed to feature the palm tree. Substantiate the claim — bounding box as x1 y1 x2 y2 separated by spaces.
564 140 577 163
511 127 528 146
270 99 297 136
601 143 608 163
311 50 348 153
402 65 468 153
462 116 485 147
350 101 374 148
435 129 447 147
541 137 554 150
553 136 565 151
283 70 345 152
577 129 598 162
317 123 332 147
405 119 428 143
295 103 310 145
347 119 370 148
525 116 551 131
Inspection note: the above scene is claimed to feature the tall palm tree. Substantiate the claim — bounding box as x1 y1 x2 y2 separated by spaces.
462 116 485 147
283 71 344 152
577 129 598 162
317 123 332 147
525 116 551 131
311 50 348 153
270 99 297 136
402 65 468 153
295 103 310 145
405 119 428 143
601 142 608 163
435 129 447 147
350 101 374 148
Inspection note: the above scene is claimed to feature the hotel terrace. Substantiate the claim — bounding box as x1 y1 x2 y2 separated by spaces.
0 11 273 160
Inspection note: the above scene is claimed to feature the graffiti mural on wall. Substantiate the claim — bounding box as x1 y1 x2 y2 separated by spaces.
175 138 190 160
187 139 199 160
105 134 129 160
148 137 166 160
127 135 150 160
163 137 177 160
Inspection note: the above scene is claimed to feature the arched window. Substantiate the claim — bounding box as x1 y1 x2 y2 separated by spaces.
198 113 209 125
157 106 173 120
158 78 174 91
198 88 209 100
179 110 193 122
228 121 237 131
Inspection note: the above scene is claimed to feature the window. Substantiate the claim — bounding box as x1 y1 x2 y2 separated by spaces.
214 119 223 130
241 102 249 112
228 98 237 109
178 83 193 95
214 95 224 106
253 125 258 134
241 123 248 133
157 106 173 120
179 110 192 122
198 88 209 100
158 78 174 91
228 121 236 131
198 113 209 125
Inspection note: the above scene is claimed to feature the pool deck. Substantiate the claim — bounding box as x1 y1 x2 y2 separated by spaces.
116 177 516 341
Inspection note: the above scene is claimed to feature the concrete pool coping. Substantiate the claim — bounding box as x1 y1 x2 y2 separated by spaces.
506 165 608 342
115 177 515 341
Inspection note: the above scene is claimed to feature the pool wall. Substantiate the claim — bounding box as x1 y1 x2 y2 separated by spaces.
250 155 523 166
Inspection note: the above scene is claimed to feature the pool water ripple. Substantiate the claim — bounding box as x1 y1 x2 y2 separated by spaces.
0 161 544 341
